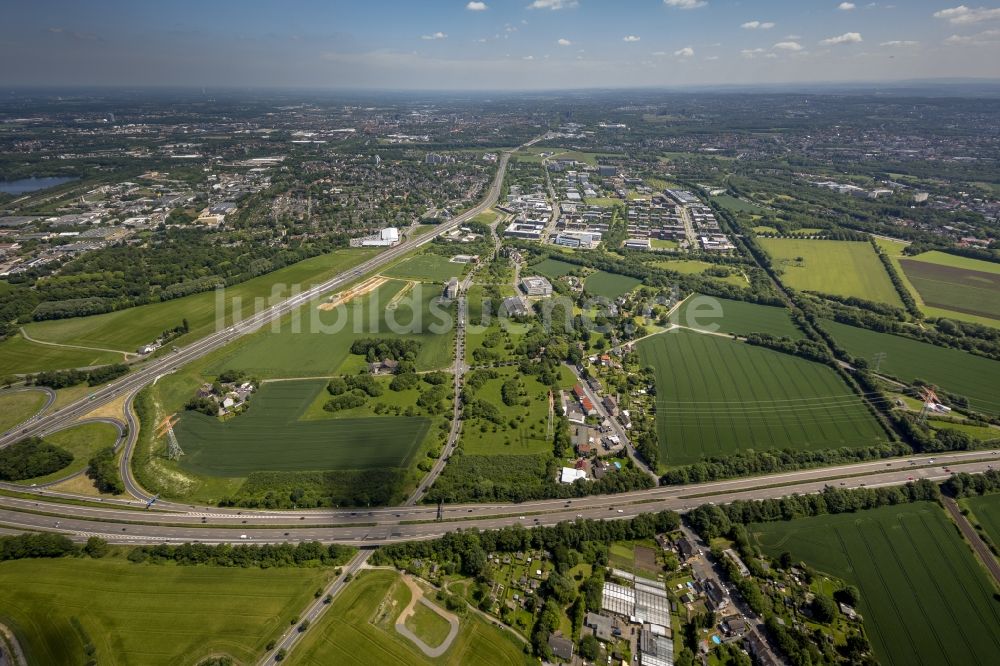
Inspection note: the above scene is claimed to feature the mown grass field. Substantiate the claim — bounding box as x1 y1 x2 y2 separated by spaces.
711 194 765 213
651 259 748 287
16 248 378 359
963 493 1000 548
753 502 1000 666
289 570 531 666
821 319 1000 416
675 295 802 339
0 389 49 433
174 380 429 476
405 601 452 648
638 330 885 466
0 332 123 376
530 258 579 280
0 557 326 666
460 366 572 456
584 271 641 299
759 238 903 306
13 421 120 485
383 253 464 283
203 279 454 378
898 255 1000 320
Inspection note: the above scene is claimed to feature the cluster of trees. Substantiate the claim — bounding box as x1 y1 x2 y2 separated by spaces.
743 333 832 365
27 363 129 389
873 245 921 318
661 443 911 486
942 470 1000 498
126 540 354 568
0 532 77 561
686 479 940 540
31 296 117 320
86 446 124 494
349 338 422 362
0 437 72 481
327 374 382 397
224 468 408 508
426 452 655 503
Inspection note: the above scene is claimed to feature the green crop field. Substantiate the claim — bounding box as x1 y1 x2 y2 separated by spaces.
0 389 49 433
289 570 531 666
821 320 1000 416
530 258 579 280
964 493 1000 548
13 421 120 485
759 238 903 306
675 295 802 339
203 279 454 378
383 254 464 283
898 256 1000 320
638 330 885 466
173 380 429 476
0 332 124 376
0 557 326 666
13 248 378 365
584 271 641 299
651 259 748 287
753 503 1000 666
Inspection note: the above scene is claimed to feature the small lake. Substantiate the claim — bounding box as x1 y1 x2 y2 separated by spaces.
0 176 78 195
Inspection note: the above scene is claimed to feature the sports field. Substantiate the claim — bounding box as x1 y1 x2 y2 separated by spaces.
0 389 49 433
963 493 1000 547
821 320 1000 416
0 332 123 376
899 253 1000 320
585 271 641 299
674 295 802 339
0 557 326 666
13 421 120 485
530 258 578 280
289 570 531 666
174 380 429 476
637 330 885 465
759 238 903 306
384 254 463 283
753 502 1000 666
203 279 454 378
15 248 378 362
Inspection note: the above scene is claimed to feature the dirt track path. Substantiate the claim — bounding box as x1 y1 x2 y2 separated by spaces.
19 327 134 360
394 574 460 658
0 622 26 666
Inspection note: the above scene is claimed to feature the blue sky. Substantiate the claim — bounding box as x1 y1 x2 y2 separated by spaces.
1 1 998 89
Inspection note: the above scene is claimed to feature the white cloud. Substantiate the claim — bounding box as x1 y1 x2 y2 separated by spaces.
466 1 488 10
933 6 1000 25
838 2 856 10
742 21 776 30
741 48 766 58
527 0 578 10
944 28 1000 44
421 32 447 40
820 31 863 45
773 41 804 51
664 0 708 9
557 38 571 46
623 35 641 42
674 46 695 57
522 55 535 60
880 40 919 47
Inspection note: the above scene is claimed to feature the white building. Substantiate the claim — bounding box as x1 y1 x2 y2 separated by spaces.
560 467 587 484
359 227 400 247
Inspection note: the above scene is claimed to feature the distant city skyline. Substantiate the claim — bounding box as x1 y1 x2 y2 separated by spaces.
2 0 999 90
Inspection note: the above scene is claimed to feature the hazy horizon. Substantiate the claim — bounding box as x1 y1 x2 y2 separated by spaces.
2 0 999 91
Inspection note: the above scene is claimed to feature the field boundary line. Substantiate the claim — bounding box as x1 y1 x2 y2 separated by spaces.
18 327 135 360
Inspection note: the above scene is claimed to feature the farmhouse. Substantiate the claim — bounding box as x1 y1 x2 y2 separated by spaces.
369 358 400 375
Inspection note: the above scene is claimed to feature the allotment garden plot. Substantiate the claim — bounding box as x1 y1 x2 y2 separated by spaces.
638 329 885 466
753 503 1000 666
173 380 428 476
